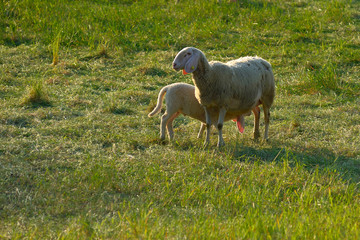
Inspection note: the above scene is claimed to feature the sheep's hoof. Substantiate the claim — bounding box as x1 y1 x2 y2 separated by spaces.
159 136 167 144
217 141 225 148
203 141 210 148
253 132 260 140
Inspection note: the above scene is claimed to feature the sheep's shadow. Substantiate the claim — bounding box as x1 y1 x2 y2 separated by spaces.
151 117 359 183
226 139 360 183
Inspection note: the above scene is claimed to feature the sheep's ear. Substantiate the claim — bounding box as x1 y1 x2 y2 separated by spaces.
184 52 199 74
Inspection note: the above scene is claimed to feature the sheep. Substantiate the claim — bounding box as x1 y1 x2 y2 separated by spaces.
172 47 275 147
148 82 256 141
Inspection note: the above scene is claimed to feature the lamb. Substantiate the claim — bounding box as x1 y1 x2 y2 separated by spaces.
172 47 275 147
148 82 256 141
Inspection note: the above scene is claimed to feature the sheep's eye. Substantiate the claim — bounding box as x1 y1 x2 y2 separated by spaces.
184 52 191 57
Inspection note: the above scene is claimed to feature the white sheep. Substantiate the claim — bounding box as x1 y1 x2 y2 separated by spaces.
148 82 255 141
172 47 275 147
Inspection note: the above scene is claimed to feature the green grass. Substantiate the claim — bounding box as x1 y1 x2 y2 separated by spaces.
20 79 51 107
0 0 359 239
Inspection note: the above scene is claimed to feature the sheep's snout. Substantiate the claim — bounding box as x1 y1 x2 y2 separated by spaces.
172 62 181 71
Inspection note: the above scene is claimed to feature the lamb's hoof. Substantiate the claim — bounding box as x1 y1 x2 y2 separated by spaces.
159 137 167 145
203 141 210 148
217 141 225 148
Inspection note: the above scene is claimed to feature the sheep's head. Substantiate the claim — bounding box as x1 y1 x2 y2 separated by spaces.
172 47 201 75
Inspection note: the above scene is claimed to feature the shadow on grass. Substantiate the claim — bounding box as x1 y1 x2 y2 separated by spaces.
2 36 33 47
226 139 360 183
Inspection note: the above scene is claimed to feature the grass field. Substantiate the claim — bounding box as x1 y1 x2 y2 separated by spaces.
0 0 359 239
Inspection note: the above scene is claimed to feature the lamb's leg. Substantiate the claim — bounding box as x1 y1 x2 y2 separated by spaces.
203 107 212 147
217 107 227 147
253 106 261 139
166 112 180 140
160 112 171 140
197 123 206 138
263 106 270 140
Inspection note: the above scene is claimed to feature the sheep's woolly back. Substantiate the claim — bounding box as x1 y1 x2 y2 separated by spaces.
191 51 275 114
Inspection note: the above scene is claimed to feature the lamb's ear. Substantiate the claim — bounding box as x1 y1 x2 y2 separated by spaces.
184 51 199 74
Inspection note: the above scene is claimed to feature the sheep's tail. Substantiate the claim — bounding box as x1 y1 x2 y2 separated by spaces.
148 86 168 117
260 59 272 70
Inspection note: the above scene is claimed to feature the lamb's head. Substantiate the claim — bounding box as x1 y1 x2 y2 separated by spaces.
172 47 202 74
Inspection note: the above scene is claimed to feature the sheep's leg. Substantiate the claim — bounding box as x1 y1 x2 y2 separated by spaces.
166 112 180 140
263 106 270 141
217 107 227 147
160 111 177 140
203 107 212 147
253 106 261 139
160 112 170 140
197 123 206 139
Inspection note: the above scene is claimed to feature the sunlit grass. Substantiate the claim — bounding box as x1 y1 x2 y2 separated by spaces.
51 32 61 66
20 80 51 107
0 0 359 239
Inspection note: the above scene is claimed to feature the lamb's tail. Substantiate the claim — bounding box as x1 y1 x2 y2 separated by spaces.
148 86 168 117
